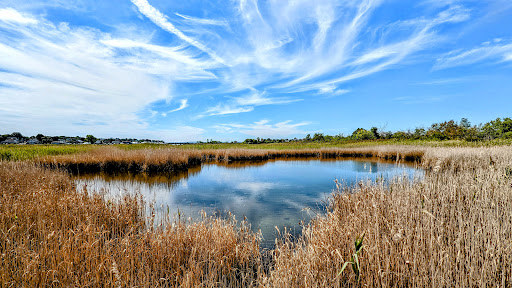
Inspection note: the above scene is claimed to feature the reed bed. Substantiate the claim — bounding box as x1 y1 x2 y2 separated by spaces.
39 146 424 175
2 145 512 287
265 146 512 287
0 162 260 287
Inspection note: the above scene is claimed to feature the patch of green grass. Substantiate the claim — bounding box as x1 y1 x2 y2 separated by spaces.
0 145 95 161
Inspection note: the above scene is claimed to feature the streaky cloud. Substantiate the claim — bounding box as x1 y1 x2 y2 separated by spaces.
0 8 38 25
167 99 189 113
213 119 310 138
434 41 512 69
130 0 227 65
175 12 229 28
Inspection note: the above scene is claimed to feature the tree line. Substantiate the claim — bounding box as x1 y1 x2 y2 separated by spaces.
243 117 512 144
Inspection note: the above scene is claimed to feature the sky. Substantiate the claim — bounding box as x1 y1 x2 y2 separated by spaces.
0 0 511 142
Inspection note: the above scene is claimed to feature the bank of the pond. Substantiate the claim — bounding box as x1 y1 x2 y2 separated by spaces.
39 146 424 175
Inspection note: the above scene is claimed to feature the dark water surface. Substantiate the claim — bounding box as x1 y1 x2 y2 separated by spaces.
75 159 422 247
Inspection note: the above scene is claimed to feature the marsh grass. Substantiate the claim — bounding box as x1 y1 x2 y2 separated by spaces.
0 162 260 287
0 144 94 161
2 145 512 287
264 146 512 287
39 145 425 175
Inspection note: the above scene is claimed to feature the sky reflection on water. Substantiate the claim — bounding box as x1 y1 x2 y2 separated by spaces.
76 159 422 247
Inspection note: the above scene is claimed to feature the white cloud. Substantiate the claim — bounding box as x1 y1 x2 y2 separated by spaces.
317 85 350 96
434 41 512 69
167 99 189 114
175 12 229 28
151 126 205 142
0 8 204 140
130 0 227 65
0 1 490 140
0 8 38 25
214 119 310 138
236 182 278 196
203 104 254 117
200 91 301 117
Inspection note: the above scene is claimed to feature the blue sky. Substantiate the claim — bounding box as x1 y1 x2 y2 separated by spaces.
0 0 511 141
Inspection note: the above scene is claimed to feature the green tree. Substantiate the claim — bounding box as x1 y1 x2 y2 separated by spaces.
413 128 426 140
370 127 380 139
460 118 471 129
312 133 325 142
10 132 23 139
85 135 97 144
392 131 411 140
352 128 376 140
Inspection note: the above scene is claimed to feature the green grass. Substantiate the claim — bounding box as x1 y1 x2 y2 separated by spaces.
0 144 95 161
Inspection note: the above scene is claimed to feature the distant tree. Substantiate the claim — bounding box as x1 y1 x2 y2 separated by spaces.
304 134 311 141
379 131 393 139
460 118 471 129
41 136 52 144
370 127 380 139
480 118 502 140
244 138 256 144
85 135 97 144
427 120 462 140
413 128 426 140
352 128 376 140
36 134 44 142
10 132 23 139
502 117 512 134
392 131 411 140
312 133 325 142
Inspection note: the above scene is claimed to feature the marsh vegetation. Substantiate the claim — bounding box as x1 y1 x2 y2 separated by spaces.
1 145 511 286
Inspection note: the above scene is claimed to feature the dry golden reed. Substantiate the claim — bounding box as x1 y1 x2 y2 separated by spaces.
2 145 512 287
0 162 260 287
265 146 512 287
39 145 424 175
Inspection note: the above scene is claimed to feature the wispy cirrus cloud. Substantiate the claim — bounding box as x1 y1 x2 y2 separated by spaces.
2 0 504 141
0 8 206 141
163 99 189 116
128 0 473 117
434 39 512 69
0 8 38 24
130 0 227 65
175 12 229 28
213 119 310 138
199 92 301 117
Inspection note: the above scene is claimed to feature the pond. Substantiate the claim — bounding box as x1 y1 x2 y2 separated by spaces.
75 158 422 248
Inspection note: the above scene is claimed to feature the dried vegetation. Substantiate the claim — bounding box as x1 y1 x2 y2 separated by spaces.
1 145 512 287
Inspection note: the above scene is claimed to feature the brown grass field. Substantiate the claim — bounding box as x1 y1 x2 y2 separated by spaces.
1 145 512 287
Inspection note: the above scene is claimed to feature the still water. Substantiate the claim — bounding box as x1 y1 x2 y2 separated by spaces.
76 159 421 247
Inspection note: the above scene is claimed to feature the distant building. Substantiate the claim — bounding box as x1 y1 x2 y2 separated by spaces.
26 138 40 145
1 137 19 144
50 140 65 145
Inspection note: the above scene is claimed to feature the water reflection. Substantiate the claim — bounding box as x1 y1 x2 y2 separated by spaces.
75 159 421 248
